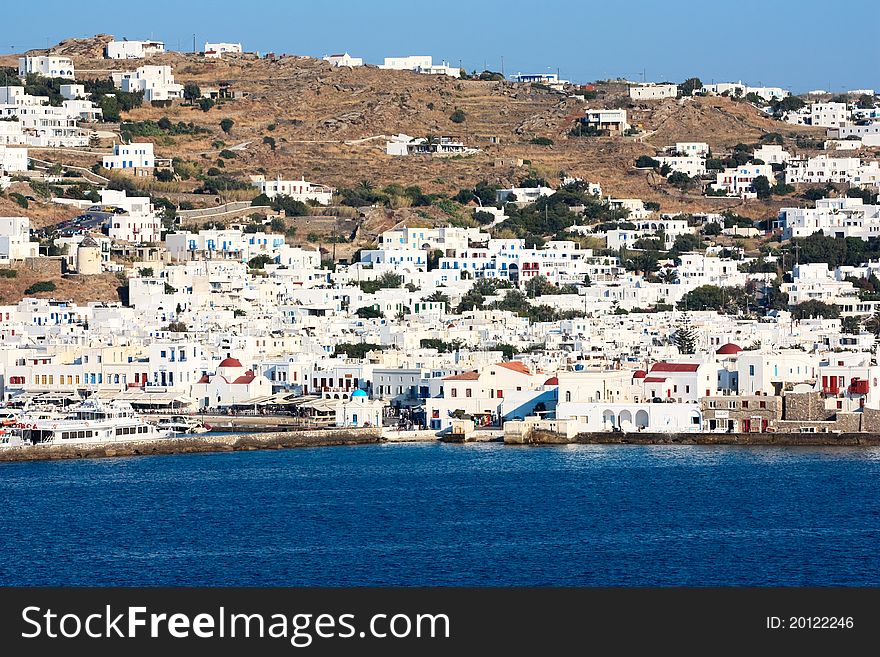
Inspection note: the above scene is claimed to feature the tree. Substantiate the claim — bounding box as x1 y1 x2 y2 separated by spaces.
450 108 466 123
24 281 57 295
183 83 201 105
248 254 275 269
635 155 660 168
865 311 880 337
841 316 861 335
702 222 722 236
670 233 704 254
674 315 697 354
752 175 772 199
334 342 384 358
667 171 695 189
679 77 702 96
262 135 276 151
220 118 234 134
625 252 660 277
155 169 175 182
791 300 840 319
355 306 383 319
198 98 215 112
677 285 725 311
659 268 679 284
425 291 450 308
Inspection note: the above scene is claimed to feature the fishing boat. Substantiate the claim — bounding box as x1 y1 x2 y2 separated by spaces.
10 399 170 446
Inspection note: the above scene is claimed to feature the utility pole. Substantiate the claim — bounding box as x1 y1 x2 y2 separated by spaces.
193 34 196 54
500 56 504 78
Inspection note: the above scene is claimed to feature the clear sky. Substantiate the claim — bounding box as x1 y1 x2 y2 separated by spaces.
5 0 876 94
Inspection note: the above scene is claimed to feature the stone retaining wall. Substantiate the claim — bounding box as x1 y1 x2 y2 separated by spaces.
507 429 880 447
0 429 382 463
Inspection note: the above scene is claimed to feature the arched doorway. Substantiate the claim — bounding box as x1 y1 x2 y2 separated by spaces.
602 410 616 428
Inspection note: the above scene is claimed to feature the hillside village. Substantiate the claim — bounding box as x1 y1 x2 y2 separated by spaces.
3 34 880 440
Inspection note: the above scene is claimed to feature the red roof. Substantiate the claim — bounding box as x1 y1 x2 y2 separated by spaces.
544 376 559 386
196 374 210 384
643 377 668 383
498 361 531 375
219 357 242 368
633 370 647 379
443 371 480 381
231 371 256 385
650 362 699 373
716 343 742 355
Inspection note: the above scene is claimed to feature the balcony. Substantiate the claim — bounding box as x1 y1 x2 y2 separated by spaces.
849 379 870 395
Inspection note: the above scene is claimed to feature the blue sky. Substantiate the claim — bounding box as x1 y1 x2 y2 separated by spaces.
6 0 876 93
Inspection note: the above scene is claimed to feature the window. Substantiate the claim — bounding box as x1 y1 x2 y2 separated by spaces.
451 389 457 398
749 365 755 376
465 389 472 398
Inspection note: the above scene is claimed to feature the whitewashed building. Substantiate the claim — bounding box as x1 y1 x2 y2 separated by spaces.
323 53 363 67
18 56 74 79
0 145 28 173
105 40 166 60
780 197 880 240
113 66 184 102
629 83 678 100
581 109 629 135
0 216 39 262
250 176 334 205
380 55 460 77
385 134 478 156
700 82 788 101
99 190 161 244
204 42 242 59
785 155 880 186
753 144 791 165
711 163 774 197
654 155 706 177
102 142 155 175
496 186 556 204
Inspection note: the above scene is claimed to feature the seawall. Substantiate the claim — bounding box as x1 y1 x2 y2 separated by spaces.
506 430 880 447
0 428 382 463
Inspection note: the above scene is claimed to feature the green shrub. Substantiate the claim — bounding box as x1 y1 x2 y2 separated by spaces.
25 281 57 294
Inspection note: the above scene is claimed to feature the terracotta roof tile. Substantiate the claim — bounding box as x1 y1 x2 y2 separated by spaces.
650 362 699 373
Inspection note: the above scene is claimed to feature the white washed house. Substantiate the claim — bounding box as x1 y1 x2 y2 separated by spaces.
18 56 74 79
250 176 334 205
102 142 155 175
105 40 165 60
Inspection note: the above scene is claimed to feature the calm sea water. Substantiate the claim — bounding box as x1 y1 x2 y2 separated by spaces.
2 443 879 586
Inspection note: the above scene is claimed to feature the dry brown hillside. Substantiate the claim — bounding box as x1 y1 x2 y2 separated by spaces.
2 37 827 220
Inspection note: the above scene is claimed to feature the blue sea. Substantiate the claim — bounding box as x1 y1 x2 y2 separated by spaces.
2 443 879 586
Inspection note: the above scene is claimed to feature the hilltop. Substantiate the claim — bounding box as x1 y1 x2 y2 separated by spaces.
2 37 826 225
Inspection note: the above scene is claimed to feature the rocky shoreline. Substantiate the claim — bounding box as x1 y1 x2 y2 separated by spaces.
0 428 383 463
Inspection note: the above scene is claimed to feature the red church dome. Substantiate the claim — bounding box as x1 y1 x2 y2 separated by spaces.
716 343 742 355
218 357 243 368
633 370 648 379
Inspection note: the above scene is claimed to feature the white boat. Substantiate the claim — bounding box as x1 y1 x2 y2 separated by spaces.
10 399 170 446
156 415 211 435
